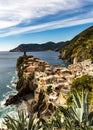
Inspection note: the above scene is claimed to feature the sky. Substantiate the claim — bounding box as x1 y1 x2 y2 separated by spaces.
0 0 93 51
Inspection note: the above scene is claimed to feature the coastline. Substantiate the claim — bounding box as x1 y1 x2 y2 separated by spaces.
0 52 93 129
5 54 93 113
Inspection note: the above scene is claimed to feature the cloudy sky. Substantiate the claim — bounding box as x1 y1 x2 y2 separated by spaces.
0 0 93 51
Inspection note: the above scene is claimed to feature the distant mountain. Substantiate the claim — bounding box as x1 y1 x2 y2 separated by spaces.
60 26 93 62
10 41 69 52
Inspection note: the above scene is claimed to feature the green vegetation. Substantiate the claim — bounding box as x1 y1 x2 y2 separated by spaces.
57 90 93 130
70 75 93 103
66 94 73 106
10 41 69 52
61 26 93 62
67 75 93 105
71 75 93 93
4 111 51 130
46 85 52 95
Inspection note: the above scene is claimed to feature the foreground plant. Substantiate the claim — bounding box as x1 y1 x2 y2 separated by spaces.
4 89 93 130
4 111 36 130
57 89 93 130
4 111 54 130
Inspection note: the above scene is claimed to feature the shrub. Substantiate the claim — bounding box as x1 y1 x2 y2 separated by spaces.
70 75 93 103
46 86 52 95
71 75 93 93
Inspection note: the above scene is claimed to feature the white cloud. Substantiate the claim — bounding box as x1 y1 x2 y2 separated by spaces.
0 0 92 37
0 16 93 38
0 20 21 29
0 0 80 29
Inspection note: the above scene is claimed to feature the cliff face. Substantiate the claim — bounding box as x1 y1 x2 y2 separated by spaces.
60 26 93 62
10 41 69 52
5 55 37 106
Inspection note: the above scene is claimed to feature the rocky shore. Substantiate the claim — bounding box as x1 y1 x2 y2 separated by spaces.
5 54 93 117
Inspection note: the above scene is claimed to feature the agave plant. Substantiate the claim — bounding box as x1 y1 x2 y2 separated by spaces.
4 111 37 130
4 112 26 130
4 111 54 130
71 88 93 126
57 88 93 130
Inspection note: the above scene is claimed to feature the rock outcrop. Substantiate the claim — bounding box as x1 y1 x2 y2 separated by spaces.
5 55 37 106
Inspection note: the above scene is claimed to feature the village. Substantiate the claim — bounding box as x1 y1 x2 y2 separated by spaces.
22 56 93 106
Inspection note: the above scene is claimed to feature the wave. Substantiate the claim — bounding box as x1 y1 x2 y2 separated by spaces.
11 83 17 88
8 72 11 74
0 72 18 121
0 101 17 129
6 85 12 90
3 90 17 98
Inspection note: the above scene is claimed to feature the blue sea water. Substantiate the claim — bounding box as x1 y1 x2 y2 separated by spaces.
0 51 68 120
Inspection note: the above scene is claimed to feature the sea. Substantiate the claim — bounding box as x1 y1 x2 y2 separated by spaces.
0 51 69 124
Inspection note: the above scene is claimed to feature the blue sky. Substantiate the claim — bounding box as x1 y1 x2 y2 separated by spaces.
0 0 93 51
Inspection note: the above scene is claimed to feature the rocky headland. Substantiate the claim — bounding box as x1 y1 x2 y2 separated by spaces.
10 41 69 52
5 53 93 118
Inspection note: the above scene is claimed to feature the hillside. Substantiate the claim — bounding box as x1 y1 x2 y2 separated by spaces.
10 41 69 52
60 26 93 62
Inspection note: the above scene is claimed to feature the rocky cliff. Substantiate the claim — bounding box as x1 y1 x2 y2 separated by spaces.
5 55 37 106
5 54 56 119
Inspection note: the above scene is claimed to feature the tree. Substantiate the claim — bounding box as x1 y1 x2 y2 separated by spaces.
70 75 93 103
71 75 93 93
